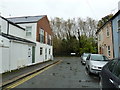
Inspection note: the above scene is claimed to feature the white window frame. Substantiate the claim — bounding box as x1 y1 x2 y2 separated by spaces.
40 47 43 55
49 49 51 55
26 26 32 37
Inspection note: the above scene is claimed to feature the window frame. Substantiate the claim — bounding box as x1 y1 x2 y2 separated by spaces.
107 46 111 57
106 26 110 37
40 47 43 55
49 49 51 55
26 26 32 37
39 28 44 43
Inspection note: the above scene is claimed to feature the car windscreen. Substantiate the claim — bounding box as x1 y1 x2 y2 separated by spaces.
83 54 89 57
91 55 109 61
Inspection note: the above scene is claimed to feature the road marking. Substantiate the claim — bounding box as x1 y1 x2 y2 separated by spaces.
5 60 62 89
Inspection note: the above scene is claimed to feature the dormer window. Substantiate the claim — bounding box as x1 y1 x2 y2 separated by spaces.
26 26 32 37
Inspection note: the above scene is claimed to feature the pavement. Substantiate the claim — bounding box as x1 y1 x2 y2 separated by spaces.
0 59 60 88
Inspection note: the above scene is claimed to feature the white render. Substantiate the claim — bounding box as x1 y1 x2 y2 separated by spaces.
9 24 25 38
18 23 37 42
0 18 7 34
0 16 53 73
35 42 53 64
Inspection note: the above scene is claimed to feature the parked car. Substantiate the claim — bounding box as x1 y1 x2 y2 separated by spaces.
85 54 109 75
70 53 76 56
100 58 120 90
81 53 90 65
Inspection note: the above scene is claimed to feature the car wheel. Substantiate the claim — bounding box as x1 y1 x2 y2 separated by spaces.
88 67 91 75
81 61 83 65
99 80 102 90
99 77 103 90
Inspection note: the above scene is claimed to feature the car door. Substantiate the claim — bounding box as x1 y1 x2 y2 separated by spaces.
100 59 118 89
110 60 120 89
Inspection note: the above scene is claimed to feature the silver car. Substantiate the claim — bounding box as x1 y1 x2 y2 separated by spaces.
81 53 90 65
85 54 109 75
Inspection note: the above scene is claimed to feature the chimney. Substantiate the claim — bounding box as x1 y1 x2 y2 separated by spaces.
118 1 120 10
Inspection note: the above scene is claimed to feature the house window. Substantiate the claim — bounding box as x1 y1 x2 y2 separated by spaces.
47 35 51 45
108 46 111 57
26 26 32 36
49 49 51 55
40 28 44 43
106 26 109 37
98 34 101 41
118 20 120 31
45 48 47 59
40 47 43 55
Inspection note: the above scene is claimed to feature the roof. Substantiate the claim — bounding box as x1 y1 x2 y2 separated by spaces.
0 16 25 30
7 15 46 24
1 33 36 45
96 10 120 34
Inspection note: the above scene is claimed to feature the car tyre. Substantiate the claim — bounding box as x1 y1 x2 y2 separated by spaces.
88 67 91 75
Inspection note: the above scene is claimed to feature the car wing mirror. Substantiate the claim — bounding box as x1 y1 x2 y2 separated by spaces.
119 85 120 88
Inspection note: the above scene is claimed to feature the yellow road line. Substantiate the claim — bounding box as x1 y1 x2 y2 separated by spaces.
5 60 62 89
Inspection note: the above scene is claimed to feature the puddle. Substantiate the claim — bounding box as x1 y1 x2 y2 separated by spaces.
79 80 92 82
67 63 70 64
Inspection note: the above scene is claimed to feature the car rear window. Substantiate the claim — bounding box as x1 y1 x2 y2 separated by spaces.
107 59 118 72
112 60 120 79
91 55 108 61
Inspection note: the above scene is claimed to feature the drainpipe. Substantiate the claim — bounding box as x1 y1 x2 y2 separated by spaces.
111 21 115 59
7 21 9 34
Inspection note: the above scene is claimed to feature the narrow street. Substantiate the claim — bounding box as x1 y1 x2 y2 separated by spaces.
4 57 100 88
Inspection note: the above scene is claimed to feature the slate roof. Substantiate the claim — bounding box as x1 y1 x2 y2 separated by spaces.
0 16 25 30
7 15 46 24
96 10 120 34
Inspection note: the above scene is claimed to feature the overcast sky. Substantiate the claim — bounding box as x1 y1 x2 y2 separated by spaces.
0 0 120 20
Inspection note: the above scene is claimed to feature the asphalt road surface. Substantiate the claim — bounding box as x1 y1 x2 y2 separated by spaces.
5 57 100 88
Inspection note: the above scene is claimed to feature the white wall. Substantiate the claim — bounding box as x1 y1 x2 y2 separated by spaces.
9 41 29 70
0 36 10 73
0 35 35 73
35 42 53 64
9 24 25 38
0 18 7 34
18 23 37 42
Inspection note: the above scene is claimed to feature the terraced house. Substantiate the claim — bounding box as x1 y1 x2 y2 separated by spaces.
0 15 53 73
96 10 120 59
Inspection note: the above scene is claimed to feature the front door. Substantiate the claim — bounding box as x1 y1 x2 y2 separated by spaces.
32 46 35 63
28 46 32 64
45 48 47 60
